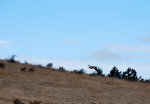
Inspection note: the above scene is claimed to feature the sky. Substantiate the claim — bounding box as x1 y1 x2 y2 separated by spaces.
1 0 150 78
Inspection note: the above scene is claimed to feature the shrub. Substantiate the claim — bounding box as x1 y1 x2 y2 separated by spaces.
59 67 65 71
89 72 98 76
13 99 24 104
138 76 144 82
7 55 16 63
46 63 53 68
20 67 27 72
28 67 35 72
122 68 138 81
29 101 41 104
0 63 5 69
108 66 122 79
74 69 85 74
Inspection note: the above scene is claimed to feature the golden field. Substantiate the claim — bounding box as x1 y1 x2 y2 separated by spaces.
0 60 150 104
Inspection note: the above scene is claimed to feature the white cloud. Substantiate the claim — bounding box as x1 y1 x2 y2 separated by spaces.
0 40 11 47
91 49 122 61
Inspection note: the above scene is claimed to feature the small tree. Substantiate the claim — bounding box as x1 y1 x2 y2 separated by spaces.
47 63 53 68
108 66 122 79
122 68 138 81
88 65 103 76
8 55 16 63
59 67 65 71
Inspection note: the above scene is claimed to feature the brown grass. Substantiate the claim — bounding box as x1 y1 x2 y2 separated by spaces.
0 60 150 104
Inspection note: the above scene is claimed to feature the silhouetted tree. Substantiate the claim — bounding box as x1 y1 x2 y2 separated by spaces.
8 55 16 63
108 66 122 79
59 67 65 71
122 68 138 81
88 65 103 76
47 63 53 68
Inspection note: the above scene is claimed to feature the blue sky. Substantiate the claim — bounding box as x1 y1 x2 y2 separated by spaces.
1 0 150 78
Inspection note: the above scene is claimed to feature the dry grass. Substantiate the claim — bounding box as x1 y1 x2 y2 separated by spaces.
0 60 150 104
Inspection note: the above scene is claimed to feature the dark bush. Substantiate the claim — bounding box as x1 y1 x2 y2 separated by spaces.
20 67 27 72
13 99 24 104
46 63 53 68
108 66 122 79
144 79 150 82
0 63 5 69
8 55 16 63
74 69 85 74
29 101 41 104
28 67 35 72
122 68 138 81
138 76 144 82
59 67 65 71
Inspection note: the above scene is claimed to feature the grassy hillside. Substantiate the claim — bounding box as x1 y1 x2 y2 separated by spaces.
0 60 150 104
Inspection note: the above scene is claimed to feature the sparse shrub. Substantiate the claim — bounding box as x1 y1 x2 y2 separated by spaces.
8 55 16 63
74 69 85 74
20 67 27 72
59 67 65 71
0 63 5 69
28 67 35 72
29 101 41 104
138 76 144 82
108 66 122 79
89 72 98 76
13 99 24 104
46 63 53 68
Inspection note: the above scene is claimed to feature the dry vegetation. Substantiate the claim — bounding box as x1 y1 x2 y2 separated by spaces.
0 60 150 104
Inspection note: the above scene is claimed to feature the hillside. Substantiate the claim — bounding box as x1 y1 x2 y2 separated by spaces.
0 60 150 104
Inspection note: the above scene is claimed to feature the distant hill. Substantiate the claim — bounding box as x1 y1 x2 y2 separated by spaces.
0 59 150 104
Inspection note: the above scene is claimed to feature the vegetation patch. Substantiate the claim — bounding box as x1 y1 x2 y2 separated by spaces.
0 62 5 69
20 67 27 72
13 99 42 104
7 55 17 63
46 63 53 68
13 99 24 104
29 101 41 104
28 67 35 72
73 69 85 74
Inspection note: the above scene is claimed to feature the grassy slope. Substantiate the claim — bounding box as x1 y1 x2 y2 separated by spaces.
0 60 150 104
